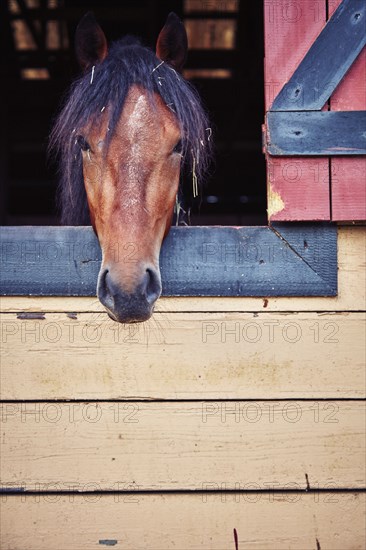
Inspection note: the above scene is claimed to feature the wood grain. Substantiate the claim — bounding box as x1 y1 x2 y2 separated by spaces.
1 312 364 400
1 493 365 550
1 401 364 491
266 111 366 156
2 493 365 550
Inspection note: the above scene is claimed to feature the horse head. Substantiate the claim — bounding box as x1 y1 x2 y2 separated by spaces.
51 13 211 323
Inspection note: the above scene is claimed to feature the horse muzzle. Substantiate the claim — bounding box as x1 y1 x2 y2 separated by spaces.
97 266 162 323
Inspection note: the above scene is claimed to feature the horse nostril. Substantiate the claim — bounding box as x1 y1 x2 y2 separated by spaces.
143 268 161 305
99 268 108 293
98 269 114 310
97 266 161 322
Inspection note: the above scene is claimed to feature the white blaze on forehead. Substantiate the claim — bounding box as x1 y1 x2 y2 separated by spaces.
116 88 178 214
127 93 150 136
122 93 151 210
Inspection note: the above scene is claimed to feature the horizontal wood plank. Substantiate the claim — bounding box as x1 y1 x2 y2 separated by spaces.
1 401 364 491
266 111 366 156
1 312 365 400
0 227 364 313
1 493 365 550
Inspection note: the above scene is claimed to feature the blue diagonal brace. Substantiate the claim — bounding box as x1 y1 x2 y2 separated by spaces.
271 0 366 111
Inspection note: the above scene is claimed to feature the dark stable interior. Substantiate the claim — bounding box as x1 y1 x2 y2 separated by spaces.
0 0 266 226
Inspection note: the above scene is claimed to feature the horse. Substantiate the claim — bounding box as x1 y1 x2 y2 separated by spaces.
50 12 212 323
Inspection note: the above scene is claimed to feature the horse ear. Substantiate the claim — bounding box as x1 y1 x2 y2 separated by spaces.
156 12 188 73
75 12 108 72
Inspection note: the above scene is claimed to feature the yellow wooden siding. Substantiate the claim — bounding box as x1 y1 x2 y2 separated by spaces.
1 312 364 400
1 401 365 491
1 494 365 550
0 226 365 549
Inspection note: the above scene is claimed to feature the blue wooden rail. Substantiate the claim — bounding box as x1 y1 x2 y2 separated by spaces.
0 224 337 297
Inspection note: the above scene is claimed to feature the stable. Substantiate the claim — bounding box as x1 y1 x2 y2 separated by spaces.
1 1 365 548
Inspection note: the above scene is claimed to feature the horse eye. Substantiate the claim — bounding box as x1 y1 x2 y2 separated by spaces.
76 135 91 152
172 139 183 155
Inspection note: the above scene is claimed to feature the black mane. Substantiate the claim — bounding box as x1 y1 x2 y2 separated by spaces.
49 36 213 225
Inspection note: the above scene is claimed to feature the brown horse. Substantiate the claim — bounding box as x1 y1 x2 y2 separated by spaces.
50 13 212 323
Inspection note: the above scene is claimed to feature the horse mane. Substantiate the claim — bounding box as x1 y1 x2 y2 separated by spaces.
49 36 213 225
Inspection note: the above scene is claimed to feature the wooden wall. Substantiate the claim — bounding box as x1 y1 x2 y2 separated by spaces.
1 226 365 549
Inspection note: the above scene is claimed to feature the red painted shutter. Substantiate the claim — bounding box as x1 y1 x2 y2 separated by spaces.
264 0 366 222
329 0 366 220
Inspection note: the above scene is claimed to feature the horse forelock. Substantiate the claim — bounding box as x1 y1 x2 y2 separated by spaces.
50 36 213 225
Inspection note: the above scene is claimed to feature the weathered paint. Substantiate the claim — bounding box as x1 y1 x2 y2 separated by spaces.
271 0 366 111
264 0 329 220
265 0 366 221
1 401 365 489
1 494 365 550
266 111 366 156
330 0 366 221
267 183 285 218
